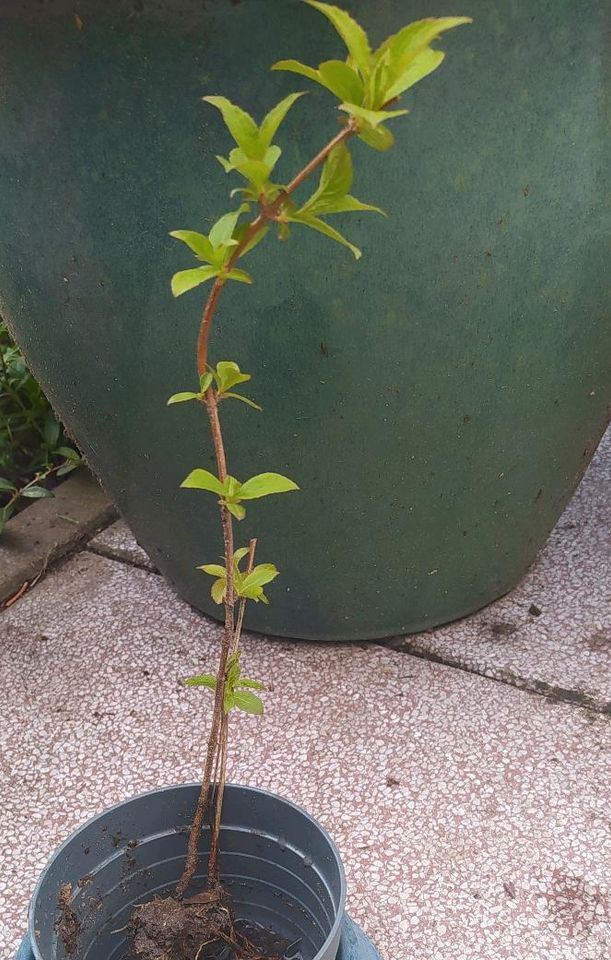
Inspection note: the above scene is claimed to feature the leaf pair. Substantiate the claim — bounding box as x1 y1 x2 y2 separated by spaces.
283 143 383 259
167 361 261 411
199 546 279 606
181 468 298 520
185 652 265 715
206 93 306 200
273 2 471 151
170 204 253 297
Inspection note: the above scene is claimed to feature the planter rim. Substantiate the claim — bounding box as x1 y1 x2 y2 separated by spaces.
28 781 348 960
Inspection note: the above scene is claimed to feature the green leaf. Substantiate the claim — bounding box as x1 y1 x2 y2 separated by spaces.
226 652 241 686
271 59 321 86
318 60 364 102
184 674 217 689
317 195 385 216
233 546 251 566
171 266 219 297
241 563 280 590
226 502 246 520
238 678 265 690
339 102 409 127
232 690 264 716
203 96 260 155
298 144 384 217
225 268 253 284
376 17 472 73
0 477 16 492
181 469 225 495
288 211 361 259
22 485 54 499
239 472 299 500
208 203 250 250
304 1 372 77
199 372 214 393
167 391 199 405
55 446 80 461
258 92 307 150
198 563 227 578
223 392 262 411
215 361 251 393
357 123 394 151
384 47 445 100
43 417 60 449
57 463 79 477
300 143 353 215
169 230 216 264
211 578 226 604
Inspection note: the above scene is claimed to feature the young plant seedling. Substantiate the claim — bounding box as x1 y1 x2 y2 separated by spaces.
128 5 470 959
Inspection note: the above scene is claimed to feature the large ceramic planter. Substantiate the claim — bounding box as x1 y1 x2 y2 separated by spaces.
19 783 379 960
0 1 609 640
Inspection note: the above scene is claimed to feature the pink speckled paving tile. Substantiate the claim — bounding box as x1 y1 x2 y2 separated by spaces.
1 551 609 959
394 428 611 712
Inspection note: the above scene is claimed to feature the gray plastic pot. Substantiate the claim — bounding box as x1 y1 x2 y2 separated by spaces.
25 783 379 960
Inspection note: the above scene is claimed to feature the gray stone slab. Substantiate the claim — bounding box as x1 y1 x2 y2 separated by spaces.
88 518 157 571
1 551 609 960
389 428 611 713
0 471 116 606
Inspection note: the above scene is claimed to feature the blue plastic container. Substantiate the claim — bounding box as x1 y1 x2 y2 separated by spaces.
23 783 380 960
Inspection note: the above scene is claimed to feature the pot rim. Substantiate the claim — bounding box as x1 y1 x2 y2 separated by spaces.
28 780 348 960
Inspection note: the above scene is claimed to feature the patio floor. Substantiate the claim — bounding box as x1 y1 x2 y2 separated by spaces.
0 431 609 960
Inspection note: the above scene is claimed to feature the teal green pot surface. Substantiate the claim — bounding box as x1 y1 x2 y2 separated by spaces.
0 1 609 640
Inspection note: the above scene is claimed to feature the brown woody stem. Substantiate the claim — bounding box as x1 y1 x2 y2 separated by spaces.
177 116 358 898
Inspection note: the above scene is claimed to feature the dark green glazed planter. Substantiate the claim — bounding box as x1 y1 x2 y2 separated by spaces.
0 1 609 640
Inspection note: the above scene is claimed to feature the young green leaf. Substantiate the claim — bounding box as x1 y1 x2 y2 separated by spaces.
232 690 264 716
184 674 217 689
225 268 253 285
171 266 219 298
169 230 217 264
234 223 270 257
287 211 361 259
226 502 246 521
258 92 307 150
0 477 16 492
198 563 227 578
271 59 320 86
241 563 280 590
238 678 265 690
211 578 226 604
21 485 54 499
167 391 199 405
357 123 395 152
203 96 261 156
318 60 364 103
239 473 299 500
304 1 372 77
181 469 225 495
215 361 251 393
222 392 262 411
208 203 250 250
199 372 214 393
299 144 383 217
339 103 409 128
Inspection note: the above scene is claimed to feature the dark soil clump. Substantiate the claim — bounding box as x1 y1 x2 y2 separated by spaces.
127 887 284 960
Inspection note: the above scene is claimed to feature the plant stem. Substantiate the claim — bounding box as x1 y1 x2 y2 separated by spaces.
176 117 358 899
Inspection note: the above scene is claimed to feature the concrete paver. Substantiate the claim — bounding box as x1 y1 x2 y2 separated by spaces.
1 551 609 960
88 518 157 572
